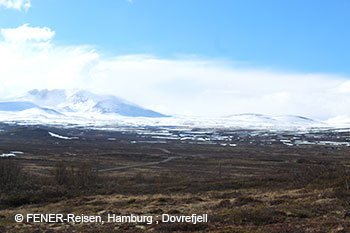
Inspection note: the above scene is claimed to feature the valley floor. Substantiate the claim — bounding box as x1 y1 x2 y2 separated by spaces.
0 124 350 232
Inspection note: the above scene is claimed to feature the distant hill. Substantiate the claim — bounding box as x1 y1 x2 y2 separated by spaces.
0 89 168 118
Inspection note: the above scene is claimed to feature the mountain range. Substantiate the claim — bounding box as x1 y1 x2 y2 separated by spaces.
0 89 346 130
0 89 167 118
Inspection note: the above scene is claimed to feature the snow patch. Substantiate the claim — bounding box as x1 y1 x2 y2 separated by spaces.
0 153 16 158
48 132 78 140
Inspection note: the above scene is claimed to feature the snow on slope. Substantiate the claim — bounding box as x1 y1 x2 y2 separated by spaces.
21 89 168 117
0 108 331 130
0 101 63 117
272 115 316 124
325 115 350 128
48 132 78 140
0 89 347 131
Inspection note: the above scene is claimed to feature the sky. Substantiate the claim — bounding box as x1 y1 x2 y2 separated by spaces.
0 0 350 119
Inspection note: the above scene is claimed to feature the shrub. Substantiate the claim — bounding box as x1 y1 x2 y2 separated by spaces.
0 158 23 190
52 160 99 189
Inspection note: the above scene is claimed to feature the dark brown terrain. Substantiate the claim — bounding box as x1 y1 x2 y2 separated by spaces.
1 122 350 232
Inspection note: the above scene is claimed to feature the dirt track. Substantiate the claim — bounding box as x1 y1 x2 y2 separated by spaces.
98 147 180 172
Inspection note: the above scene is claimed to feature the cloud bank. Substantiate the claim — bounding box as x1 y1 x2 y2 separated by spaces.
0 0 31 11
1 24 350 120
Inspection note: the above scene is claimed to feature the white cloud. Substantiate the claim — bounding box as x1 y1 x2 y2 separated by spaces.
1 24 55 44
0 25 98 98
338 81 350 93
1 24 350 120
0 0 31 11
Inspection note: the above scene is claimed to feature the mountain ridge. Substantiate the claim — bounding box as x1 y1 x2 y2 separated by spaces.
1 89 168 118
0 89 342 130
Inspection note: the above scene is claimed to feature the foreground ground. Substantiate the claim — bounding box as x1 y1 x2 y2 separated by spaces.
1 123 350 232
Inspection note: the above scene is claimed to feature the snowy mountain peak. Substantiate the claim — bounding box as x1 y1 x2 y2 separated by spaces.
0 89 336 130
26 89 67 106
6 89 168 118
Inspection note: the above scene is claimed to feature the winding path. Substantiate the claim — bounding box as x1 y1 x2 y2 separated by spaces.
98 148 179 173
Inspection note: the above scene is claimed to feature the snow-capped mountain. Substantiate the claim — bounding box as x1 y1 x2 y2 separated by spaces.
9 89 168 118
224 113 318 125
272 115 316 124
0 89 344 131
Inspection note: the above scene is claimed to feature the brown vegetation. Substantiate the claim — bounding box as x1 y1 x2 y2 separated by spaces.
1 125 350 232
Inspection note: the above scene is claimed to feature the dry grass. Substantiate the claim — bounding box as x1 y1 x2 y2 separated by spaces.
1 125 350 232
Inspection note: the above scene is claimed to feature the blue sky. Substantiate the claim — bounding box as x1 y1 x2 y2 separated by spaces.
1 0 350 74
1 0 350 119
